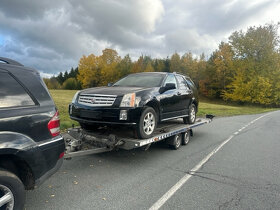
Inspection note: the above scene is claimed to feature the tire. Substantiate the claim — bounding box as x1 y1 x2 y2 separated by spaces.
136 107 157 139
168 134 182 150
183 104 196 124
0 169 25 210
182 131 190 145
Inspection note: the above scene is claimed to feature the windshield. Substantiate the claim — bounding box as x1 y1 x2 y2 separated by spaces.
113 73 165 87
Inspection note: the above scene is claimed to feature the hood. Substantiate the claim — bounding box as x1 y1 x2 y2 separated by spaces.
80 86 154 96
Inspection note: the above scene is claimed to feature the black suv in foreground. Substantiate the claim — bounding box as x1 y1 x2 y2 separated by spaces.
0 57 65 209
69 72 198 138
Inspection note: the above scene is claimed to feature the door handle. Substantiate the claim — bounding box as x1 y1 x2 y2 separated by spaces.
177 92 182 96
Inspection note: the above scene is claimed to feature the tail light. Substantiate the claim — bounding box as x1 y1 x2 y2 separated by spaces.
48 110 60 137
59 152 64 159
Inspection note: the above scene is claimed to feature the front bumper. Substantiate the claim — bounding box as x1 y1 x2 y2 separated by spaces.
69 103 143 125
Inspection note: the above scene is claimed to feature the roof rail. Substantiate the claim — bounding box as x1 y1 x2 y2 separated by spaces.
0 57 23 66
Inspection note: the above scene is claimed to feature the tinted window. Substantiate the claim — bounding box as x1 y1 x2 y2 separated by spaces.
113 73 165 87
0 72 35 108
176 75 190 90
163 74 177 88
186 78 195 89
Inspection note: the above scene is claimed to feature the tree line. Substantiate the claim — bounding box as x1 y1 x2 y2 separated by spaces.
44 23 280 106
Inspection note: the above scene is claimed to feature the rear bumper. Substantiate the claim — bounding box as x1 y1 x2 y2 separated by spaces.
35 157 63 186
32 136 65 187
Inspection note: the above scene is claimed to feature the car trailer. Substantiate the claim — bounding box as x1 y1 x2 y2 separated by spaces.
63 115 214 159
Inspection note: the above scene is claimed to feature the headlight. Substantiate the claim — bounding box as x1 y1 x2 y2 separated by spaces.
120 93 136 107
72 91 80 103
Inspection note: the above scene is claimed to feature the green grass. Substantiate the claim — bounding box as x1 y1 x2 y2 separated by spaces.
198 102 277 117
49 89 79 130
49 89 278 130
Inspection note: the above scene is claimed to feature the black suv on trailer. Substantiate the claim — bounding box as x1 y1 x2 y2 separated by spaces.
69 72 199 139
0 57 65 209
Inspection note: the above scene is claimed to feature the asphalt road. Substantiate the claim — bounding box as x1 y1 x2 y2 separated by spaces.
25 111 280 210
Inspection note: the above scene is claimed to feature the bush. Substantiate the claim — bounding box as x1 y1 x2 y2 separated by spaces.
62 78 81 90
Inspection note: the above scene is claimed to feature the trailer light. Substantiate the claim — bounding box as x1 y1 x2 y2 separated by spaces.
120 110 128 120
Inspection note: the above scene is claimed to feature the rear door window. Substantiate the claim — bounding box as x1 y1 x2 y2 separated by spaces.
0 72 35 108
176 75 190 90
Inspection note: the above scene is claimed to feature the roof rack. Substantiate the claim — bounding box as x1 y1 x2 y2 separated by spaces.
0 57 23 66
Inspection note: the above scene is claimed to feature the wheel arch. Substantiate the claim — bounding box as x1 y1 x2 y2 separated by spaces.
0 154 35 190
191 99 198 112
145 100 160 122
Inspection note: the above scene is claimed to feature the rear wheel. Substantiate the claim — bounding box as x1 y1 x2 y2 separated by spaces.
183 104 196 124
137 107 157 139
0 169 25 210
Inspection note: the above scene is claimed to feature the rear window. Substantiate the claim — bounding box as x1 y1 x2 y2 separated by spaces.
0 72 35 108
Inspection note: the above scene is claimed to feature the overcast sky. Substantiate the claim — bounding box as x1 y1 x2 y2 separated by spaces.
0 0 280 76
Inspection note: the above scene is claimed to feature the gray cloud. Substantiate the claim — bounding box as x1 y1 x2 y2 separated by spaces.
0 0 279 75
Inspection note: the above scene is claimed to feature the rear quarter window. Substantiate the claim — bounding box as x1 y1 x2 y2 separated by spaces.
0 72 35 108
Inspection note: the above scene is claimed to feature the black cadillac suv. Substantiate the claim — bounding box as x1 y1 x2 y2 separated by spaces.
0 57 65 209
69 72 199 139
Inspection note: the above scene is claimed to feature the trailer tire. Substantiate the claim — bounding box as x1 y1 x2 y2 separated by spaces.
168 134 182 150
137 107 157 139
0 169 25 210
183 104 196 124
182 131 190 145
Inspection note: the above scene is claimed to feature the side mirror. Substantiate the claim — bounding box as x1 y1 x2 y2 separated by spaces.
159 83 176 93
107 82 113 87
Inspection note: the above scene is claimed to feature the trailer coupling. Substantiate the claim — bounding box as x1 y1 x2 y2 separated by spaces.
63 128 124 158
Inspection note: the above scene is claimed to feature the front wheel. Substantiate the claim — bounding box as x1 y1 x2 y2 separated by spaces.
136 107 157 139
0 169 25 210
183 104 196 124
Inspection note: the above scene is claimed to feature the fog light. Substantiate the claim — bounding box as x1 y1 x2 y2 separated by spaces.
120 110 128 120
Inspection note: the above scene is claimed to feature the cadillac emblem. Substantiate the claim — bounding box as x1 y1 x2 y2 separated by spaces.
91 98 96 103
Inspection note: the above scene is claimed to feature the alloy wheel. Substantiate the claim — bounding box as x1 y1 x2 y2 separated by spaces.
0 184 14 210
143 112 155 135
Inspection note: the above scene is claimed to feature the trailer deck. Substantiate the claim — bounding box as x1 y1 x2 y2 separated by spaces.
63 116 213 158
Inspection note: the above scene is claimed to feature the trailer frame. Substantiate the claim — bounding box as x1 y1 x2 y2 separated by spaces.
63 115 214 159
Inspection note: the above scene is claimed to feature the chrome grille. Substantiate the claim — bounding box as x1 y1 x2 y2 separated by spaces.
78 94 117 107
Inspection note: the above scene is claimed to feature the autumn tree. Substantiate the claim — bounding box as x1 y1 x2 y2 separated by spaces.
223 23 280 105
62 78 81 90
99 48 121 85
170 52 181 73
117 54 133 78
43 77 61 89
78 54 101 88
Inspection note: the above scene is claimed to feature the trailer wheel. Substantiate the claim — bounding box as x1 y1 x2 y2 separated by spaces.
168 134 182 150
182 131 190 145
0 169 25 210
183 104 196 124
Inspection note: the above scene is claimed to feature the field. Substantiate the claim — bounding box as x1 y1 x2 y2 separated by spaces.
49 90 277 130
